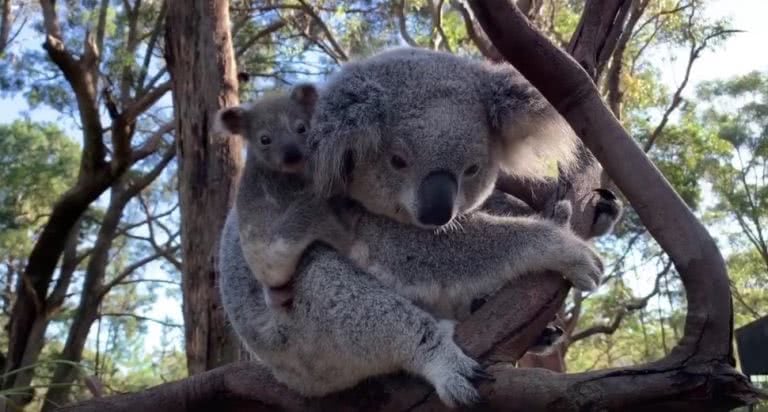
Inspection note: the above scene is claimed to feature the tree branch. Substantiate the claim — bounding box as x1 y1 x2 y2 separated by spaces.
234 20 286 59
296 0 348 61
45 221 82 314
432 0 453 52
99 313 182 328
99 250 174 298
394 0 419 47
130 123 174 163
137 196 182 271
0 0 12 54
570 260 670 342
450 0 503 61
40 0 107 174
566 0 633 80
643 14 740 151
137 0 167 92
605 0 649 118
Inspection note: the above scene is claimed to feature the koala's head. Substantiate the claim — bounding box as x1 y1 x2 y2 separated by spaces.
309 48 576 229
215 84 318 174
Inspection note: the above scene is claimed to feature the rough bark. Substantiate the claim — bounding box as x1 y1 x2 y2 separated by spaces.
567 0 632 81
605 0 649 118
165 0 244 375
57 0 766 410
0 0 11 54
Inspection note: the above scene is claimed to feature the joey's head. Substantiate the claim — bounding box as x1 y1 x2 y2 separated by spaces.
215 83 318 174
309 48 577 229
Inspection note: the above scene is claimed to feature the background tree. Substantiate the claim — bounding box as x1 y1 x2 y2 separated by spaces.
1 0 176 409
165 0 244 375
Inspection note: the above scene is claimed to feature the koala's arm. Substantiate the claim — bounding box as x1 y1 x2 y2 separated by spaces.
239 195 356 289
357 212 603 313
482 185 623 239
479 190 535 216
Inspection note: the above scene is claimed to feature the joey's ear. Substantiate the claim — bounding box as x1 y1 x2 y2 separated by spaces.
481 64 578 179
309 68 388 195
290 83 319 113
213 106 248 136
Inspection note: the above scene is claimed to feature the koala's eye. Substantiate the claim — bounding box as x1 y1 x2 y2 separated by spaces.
464 164 480 177
390 155 408 170
295 122 307 134
260 135 272 145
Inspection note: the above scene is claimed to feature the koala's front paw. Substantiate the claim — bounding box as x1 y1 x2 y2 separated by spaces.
550 200 573 226
421 322 490 408
557 235 604 291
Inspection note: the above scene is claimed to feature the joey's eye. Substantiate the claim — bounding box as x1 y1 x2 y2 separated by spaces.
390 155 407 170
295 122 307 134
260 135 272 145
464 164 480 177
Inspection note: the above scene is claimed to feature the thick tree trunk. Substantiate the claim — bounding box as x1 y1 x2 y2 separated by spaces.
0 0 11 55
165 0 244 375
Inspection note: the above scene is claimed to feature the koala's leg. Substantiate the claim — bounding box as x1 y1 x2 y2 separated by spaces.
359 212 604 310
457 213 604 291
220 212 485 408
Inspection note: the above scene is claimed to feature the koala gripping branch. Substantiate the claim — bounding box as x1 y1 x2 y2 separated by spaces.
59 1 765 412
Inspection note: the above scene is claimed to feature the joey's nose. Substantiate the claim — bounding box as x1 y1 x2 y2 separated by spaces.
417 171 457 227
283 145 304 165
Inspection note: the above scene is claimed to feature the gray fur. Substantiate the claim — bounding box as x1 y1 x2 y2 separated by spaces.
214 85 355 305
219 47 607 408
309 47 577 229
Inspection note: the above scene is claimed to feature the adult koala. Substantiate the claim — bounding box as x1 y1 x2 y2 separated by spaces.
220 48 606 407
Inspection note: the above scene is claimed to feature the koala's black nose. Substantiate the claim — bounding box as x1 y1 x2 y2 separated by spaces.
283 145 304 165
417 171 457 227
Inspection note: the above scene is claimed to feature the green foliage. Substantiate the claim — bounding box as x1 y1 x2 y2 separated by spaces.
0 120 80 256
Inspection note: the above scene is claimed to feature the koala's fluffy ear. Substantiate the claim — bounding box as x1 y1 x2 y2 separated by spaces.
290 83 319 113
482 64 578 178
213 106 248 136
309 69 388 195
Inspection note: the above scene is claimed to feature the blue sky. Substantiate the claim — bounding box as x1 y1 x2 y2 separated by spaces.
2 0 767 356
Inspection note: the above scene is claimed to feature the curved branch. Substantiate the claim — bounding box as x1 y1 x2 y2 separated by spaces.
570 260 669 342
432 0 453 52
394 0 419 47
296 0 348 61
450 0 503 61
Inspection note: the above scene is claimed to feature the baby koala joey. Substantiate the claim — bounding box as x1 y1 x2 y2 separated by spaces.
215 84 357 308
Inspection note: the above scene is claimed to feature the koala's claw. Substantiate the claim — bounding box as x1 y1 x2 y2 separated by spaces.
560 240 604 292
435 374 481 408
468 366 496 383
423 330 484 408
